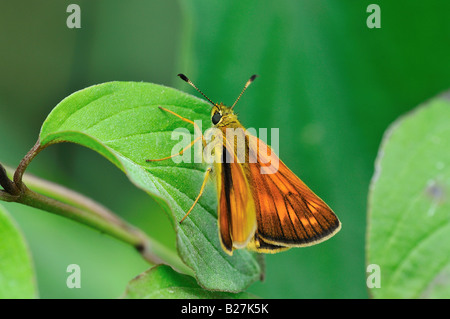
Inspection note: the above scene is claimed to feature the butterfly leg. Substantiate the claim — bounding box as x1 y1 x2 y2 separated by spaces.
157 106 206 147
179 166 212 224
145 106 206 162
146 135 202 162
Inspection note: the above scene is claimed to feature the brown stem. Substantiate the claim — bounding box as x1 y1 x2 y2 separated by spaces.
0 162 19 195
13 138 44 189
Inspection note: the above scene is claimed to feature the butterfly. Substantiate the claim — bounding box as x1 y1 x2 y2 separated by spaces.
147 74 341 255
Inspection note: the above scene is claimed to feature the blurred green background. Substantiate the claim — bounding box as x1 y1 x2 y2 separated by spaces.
0 0 449 298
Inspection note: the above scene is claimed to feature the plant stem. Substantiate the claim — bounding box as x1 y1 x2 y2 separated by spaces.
13 139 43 189
19 185 146 247
1 158 191 275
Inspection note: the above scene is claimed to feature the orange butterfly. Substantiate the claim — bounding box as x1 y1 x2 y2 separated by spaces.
147 74 341 255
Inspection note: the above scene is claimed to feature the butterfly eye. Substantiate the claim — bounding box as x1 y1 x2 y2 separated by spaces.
212 112 222 125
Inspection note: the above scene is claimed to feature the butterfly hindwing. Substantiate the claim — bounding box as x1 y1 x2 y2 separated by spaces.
245 134 341 251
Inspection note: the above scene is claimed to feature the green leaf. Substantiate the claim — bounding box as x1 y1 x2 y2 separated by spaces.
0 204 37 298
367 92 450 298
121 264 255 299
38 81 262 292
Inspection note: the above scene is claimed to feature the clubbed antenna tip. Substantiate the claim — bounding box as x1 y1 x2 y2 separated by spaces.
250 74 258 82
177 73 215 106
177 73 189 82
231 74 258 109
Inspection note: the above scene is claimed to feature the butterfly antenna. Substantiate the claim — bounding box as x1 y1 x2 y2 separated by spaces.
231 74 258 109
177 74 215 106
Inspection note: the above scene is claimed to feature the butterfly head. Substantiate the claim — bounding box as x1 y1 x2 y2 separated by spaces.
210 103 236 127
177 73 258 127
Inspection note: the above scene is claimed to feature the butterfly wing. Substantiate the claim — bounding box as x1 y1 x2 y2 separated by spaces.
245 134 341 252
215 145 257 255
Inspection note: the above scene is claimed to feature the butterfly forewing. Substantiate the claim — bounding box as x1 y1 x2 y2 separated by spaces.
215 145 257 255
